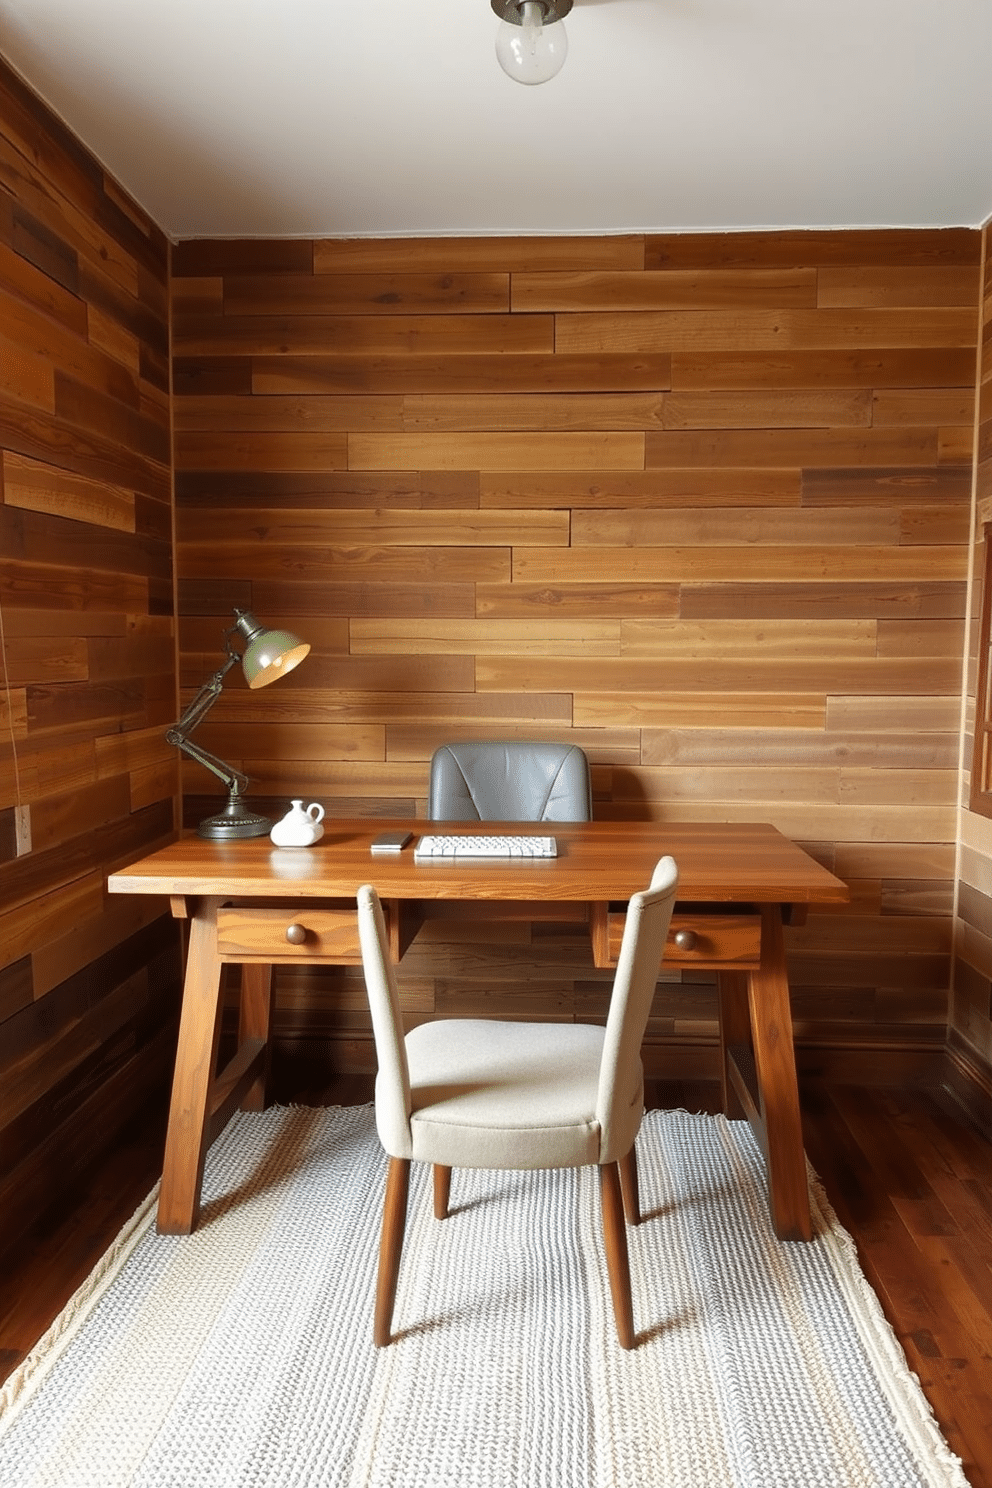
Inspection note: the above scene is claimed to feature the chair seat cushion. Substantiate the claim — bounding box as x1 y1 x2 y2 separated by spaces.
391 1018 639 1169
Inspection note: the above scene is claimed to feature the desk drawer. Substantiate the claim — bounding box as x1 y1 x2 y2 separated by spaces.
595 909 762 969
216 906 363 963
666 913 761 967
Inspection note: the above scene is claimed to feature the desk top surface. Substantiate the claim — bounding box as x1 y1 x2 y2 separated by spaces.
108 819 848 906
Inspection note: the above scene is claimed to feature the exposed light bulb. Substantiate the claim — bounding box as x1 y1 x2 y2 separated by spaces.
495 0 568 86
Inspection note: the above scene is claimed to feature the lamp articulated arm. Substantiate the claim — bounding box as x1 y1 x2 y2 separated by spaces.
166 652 249 798
167 732 250 798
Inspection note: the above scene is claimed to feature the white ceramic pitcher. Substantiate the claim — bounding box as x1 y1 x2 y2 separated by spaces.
270 799 325 847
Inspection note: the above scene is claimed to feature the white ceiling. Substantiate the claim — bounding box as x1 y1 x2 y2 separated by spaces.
1 0 991 241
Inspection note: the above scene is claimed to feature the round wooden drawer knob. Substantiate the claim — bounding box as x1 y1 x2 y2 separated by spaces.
285 923 308 945
673 928 698 951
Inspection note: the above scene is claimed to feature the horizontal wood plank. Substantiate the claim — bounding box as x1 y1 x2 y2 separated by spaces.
872 389 975 426
247 579 475 618
876 620 966 657
383 723 640 762
2 450 135 531
350 618 621 656
641 728 960 769
251 353 672 395
178 505 565 546
347 432 645 471
0 233 86 335
556 308 977 355
194 688 572 725
2 634 88 685
801 467 973 506
173 393 402 433
574 690 832 726
670 348 978 391
175 469 480 509
182 510 570 556
475 582 680 618
174 431 348 471
618 619 879 658
177 543 512 583
816 267 982 308
644 230 982 271
478 655 959 695
660 389 872 429
513 545 966 585
313 236 645 273
0 333 54 411
223 272 510 316
173 314 555 356
511 268 818 311
679 582 967 619
479 468 802 507
571 507 900 546
644 427 946 468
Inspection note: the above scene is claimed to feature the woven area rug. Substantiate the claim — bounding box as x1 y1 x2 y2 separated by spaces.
0 1105 969 1488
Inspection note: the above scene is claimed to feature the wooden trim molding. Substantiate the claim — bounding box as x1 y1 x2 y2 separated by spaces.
944 1028 992 1139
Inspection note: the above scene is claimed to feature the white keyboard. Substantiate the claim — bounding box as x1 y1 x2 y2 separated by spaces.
414 833 557 861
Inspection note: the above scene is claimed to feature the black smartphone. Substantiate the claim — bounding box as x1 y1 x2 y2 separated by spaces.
370 830 414 856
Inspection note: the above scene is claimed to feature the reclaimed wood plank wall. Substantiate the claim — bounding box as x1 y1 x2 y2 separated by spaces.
953 224 992 1080
0 58 181 1258
171 229 980 1078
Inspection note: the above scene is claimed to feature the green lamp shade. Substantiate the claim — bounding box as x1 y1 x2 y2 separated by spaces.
243 629 310 689
231 609 310 689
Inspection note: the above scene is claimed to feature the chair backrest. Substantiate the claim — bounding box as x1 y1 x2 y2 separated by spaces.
428 741 592 822
595 855 679 1161
356 884 413 1158
359 855 679 1165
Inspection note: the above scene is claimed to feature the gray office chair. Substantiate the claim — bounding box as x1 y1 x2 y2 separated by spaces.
357 855 680 1348
428 740 592 822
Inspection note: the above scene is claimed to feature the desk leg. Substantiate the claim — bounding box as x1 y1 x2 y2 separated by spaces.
238 963 274 1112
716 970 750 1121
747 906 812 1242
158 900 224 1235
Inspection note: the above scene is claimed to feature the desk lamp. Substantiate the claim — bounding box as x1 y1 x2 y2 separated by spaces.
167 608 310 840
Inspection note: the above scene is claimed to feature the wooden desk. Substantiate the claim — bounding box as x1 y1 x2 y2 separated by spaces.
108 820 847 1241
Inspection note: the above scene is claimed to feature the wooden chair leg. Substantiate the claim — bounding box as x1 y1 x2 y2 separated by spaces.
433 1164 452 1219
619 1143 640 1225
600 1162 636 1350
375 1157 411 1347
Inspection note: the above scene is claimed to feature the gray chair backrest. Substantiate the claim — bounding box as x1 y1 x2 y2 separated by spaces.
428 741 592 822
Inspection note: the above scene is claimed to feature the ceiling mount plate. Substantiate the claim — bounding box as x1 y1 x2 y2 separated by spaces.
491 0 573 23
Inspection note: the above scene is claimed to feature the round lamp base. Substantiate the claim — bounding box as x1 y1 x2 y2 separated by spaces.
197 798 272 840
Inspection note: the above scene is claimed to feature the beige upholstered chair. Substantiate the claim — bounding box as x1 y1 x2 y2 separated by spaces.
428 740 592 822
356 855 679 1350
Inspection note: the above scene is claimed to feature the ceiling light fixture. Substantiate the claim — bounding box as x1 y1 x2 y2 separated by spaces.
492 0 572 86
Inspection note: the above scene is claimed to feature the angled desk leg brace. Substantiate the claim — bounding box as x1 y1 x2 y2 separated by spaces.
718 905 812 1242
158 898 273 1234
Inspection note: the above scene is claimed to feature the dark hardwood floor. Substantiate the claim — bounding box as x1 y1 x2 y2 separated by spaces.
799 1079 992 1488
1 1070 990 1486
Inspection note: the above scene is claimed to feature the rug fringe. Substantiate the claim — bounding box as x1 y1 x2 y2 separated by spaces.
804 1162 971 1488
0 1184 160 1430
